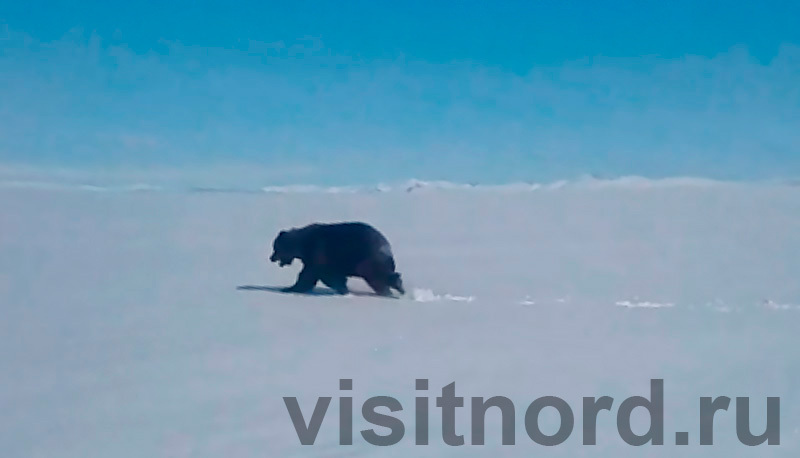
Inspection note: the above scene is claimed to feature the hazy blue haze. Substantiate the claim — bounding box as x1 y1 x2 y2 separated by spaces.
1 1 799 185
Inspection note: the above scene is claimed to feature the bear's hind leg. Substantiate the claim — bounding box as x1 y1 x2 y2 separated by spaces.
364 275 392 297
388 272 405 295
356 258 395 297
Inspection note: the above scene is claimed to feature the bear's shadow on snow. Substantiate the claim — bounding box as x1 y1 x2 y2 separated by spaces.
236 285 397 299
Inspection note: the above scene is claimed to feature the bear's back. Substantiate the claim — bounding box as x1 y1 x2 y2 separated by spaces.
307 222 392 268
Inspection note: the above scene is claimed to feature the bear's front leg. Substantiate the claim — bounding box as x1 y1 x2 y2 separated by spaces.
282 266 319 293
320 274 349 295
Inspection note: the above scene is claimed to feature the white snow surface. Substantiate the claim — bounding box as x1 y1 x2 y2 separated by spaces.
1 183 799 457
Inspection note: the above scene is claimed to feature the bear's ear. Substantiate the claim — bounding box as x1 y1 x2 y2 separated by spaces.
279 230 287 236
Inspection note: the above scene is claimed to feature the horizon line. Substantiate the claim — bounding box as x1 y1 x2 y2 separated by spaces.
1 173 798 195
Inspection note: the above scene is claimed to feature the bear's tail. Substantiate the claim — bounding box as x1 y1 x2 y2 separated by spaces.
388 272 405 295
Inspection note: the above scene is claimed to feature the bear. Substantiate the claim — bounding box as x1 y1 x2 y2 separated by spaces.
269 222 405 297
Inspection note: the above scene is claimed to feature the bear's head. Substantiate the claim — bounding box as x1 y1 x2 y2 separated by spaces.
269 229 301 267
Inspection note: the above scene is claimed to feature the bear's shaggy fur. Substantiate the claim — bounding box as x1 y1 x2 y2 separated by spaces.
269 222 404 296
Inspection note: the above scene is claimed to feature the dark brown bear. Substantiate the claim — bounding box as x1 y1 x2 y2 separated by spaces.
269 222 405 296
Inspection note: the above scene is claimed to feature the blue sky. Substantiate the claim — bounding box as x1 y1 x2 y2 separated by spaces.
1 1 799 186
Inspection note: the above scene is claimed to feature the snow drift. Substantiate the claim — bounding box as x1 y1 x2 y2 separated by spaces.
1 182 799 457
